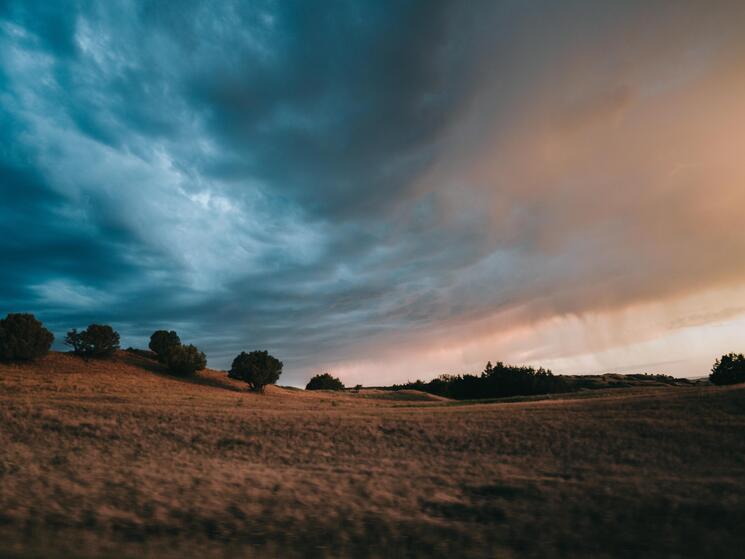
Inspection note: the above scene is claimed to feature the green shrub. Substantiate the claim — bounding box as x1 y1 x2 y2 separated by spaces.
710 353 745 385
148 330 181 362
65 324 120 358
306 373 345 391
164 344 206 376
229 350 282 392
0 313 54 362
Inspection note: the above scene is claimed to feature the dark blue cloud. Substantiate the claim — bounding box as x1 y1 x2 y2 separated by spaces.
186 0 473 216
0 0 485 378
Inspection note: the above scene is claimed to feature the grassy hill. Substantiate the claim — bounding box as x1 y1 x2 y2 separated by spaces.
1 352 744 558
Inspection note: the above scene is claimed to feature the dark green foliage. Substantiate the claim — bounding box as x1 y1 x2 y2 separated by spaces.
710 353 745 385
148 330 181 362
306 373 345 391
65 324 120 358
0 313 54 362
164 344 206 376
229 350 282 392
146 330 206 375
392 360 570 400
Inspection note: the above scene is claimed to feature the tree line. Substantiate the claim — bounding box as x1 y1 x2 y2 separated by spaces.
0 313 282 392
390 361 571 400
1 312 745 393
390 356 745 399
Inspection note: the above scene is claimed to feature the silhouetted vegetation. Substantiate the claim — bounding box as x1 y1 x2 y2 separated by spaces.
229 350 282 392
0 313 54 362
392 361 570 400
710 353 745 385
144 330 206 376
306 373 345 391
148 330 181 362
163 344 206 376
65 324 120 358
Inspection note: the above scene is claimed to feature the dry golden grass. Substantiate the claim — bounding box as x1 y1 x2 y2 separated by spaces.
1 351 744 558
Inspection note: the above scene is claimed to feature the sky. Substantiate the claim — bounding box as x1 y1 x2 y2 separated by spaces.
2 1 745 385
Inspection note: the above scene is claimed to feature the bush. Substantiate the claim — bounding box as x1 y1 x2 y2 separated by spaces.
164 344 206 376
710 353 745 385
229 350 282 392
65 324 120 358
0 313 54 362
148 330 181 362
306 373 345 391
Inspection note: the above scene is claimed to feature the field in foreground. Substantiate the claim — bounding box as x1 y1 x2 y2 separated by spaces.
1 352 745 558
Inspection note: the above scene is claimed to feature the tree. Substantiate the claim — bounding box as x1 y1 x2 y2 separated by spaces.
0 313 54 362
164 344 206 376
306 373 345 391
149 330 181 362
710 353 745 385
229 350 282 392
65 324 120 358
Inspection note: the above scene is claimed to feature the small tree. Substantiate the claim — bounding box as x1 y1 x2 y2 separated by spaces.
64 329 84 354
0 313 54 362
149 330 181 362
164 344 206 376
306 373 345 391
710 353 745 385
65 324 120 358
229 350 282 392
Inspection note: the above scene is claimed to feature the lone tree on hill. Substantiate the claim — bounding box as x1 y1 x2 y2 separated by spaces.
149 330 181 361
164 344 206 376
65 324 120 358
0 313 54 362
306 373 345 391
229 350 282 392
710 353 745 385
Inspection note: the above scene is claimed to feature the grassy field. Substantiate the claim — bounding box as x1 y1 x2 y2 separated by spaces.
1 352 744 558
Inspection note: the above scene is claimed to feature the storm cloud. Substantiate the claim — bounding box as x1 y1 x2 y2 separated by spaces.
3 1 745 383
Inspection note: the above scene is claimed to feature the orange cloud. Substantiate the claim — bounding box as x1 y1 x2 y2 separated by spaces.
331 5 745 383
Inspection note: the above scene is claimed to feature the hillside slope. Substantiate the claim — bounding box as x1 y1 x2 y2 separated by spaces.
0 351 444 408
1 352 745 558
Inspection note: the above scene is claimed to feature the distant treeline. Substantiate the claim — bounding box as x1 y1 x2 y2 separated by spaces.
390 361 571 400
387 364 707 400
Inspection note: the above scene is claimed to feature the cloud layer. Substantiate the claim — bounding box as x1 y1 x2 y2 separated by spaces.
2 1 745 383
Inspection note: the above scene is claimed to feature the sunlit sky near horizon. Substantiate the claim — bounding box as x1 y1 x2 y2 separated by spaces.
2 1 745 385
